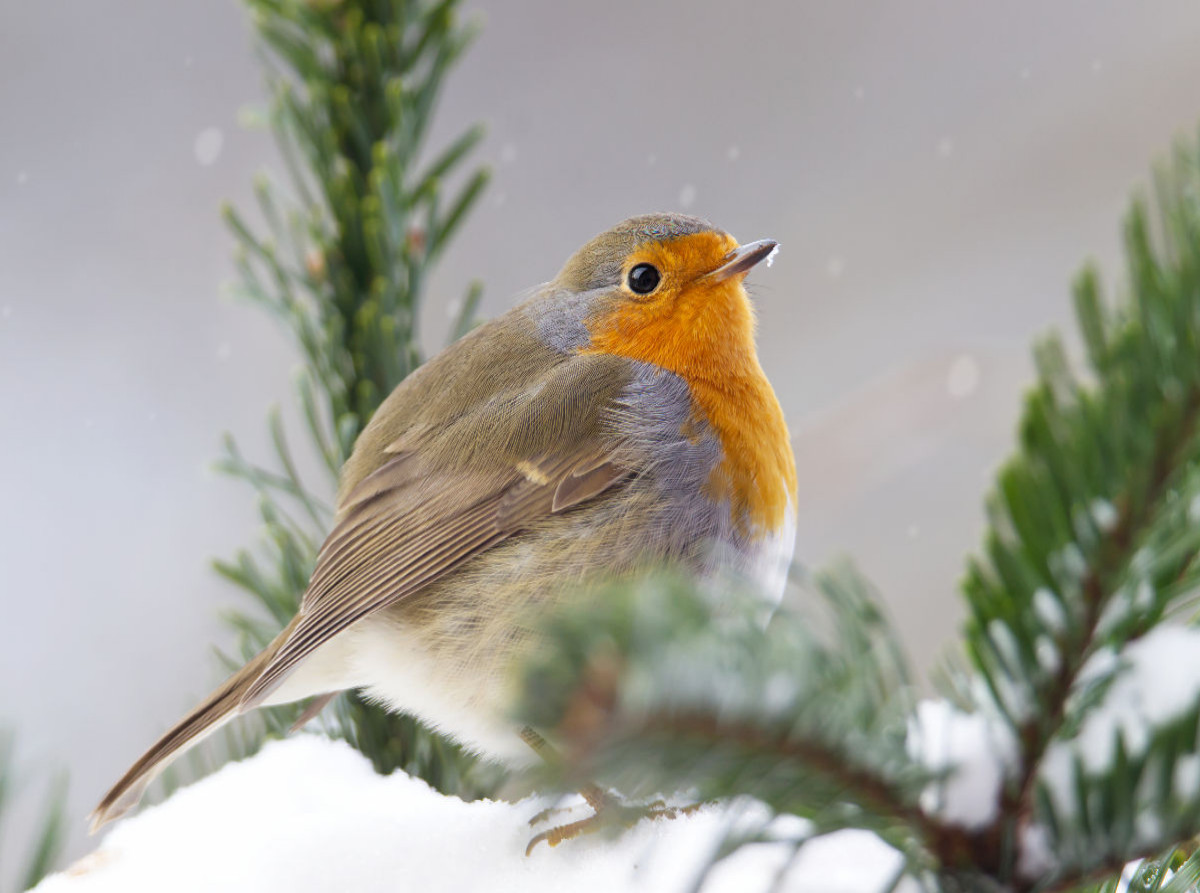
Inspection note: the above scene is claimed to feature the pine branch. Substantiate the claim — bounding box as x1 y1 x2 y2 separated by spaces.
195 0 496 797
621 713 931 831
954 135 1200 890
1008 386 1200 821
515 566 935 866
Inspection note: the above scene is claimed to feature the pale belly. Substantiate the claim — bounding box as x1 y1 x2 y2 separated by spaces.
347 616 538 764
737 502 797 606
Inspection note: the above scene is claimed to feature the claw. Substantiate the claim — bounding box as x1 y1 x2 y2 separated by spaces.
524 794 706 855
526 814 602 855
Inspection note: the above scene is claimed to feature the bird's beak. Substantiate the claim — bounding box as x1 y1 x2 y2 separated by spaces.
707 239 780 282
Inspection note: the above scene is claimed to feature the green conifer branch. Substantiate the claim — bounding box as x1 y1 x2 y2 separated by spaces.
515 567 935 864
956 136 1200 890
202 0 496 798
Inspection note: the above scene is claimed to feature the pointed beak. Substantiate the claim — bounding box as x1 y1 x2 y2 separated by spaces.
707 239 780 282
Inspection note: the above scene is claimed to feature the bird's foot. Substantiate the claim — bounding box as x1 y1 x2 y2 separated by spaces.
525 788 703 855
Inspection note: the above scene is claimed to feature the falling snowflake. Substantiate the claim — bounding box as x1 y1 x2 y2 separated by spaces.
499 143 517 164
194 127 224 166
678 184 697 208
947 354 980 398
937 138 955 159
727 146 740 161
216 341 232 361
826 256 845 279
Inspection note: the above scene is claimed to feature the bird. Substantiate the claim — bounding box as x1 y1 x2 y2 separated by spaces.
91 212 797 832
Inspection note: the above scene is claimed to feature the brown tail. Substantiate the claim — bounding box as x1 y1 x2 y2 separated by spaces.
89 618 299 832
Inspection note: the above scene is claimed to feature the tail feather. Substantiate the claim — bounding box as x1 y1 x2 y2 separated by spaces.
89 619 298 832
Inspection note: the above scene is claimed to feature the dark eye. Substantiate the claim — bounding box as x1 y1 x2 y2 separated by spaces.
628 263 661 295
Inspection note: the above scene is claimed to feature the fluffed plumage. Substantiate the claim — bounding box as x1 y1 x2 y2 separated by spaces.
91 213 796 830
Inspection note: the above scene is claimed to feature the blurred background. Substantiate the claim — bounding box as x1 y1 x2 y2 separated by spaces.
4 0 1200 864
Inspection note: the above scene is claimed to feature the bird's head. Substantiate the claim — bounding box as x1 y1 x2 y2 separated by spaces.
549 214 778 380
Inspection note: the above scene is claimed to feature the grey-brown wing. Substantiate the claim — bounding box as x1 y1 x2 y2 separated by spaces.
239 445 626 708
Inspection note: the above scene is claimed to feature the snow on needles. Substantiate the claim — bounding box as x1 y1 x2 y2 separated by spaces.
907 700 1016 829
1041 625 1200 808
38 736 916 893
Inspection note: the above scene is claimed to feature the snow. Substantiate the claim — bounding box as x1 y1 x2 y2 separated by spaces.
1051 624 1200 777
987 620 1021 673
1133 580 1155 611
1035 636 1060 675
784 830 915 892
1041 625 1200 814
946 354 980 399
678 184 697 208
906 700 1016 829
1033 588 1067 634
1089 499 1118 533
1057 543 1088 584
1017 822 1055 878
38 737 911 893
1174 754 1200 797
193 127 224 166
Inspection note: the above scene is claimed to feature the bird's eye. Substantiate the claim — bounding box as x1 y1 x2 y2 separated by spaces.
627 263 661 295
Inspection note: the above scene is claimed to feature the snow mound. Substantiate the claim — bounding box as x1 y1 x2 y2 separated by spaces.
907 699 1016 828
38 736 912 893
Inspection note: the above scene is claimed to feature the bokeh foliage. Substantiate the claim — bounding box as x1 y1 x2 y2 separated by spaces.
208 0 495 799
0 731 66 893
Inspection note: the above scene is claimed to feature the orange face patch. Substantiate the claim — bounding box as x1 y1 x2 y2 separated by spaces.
580 232 797 538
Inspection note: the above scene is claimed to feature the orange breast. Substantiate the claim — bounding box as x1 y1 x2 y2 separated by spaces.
686 372 796 538
581 241 796 538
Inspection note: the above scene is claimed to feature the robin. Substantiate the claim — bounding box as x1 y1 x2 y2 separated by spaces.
91 212 797 833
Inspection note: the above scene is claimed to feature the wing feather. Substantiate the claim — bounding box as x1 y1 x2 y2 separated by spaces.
240 445 628 709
